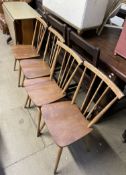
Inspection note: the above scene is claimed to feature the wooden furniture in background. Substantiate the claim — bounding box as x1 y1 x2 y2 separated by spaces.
67 28 100 67
82 27 126 90
41 61 124 173
114 21 126 59
2 1 41 44
47 14 66 41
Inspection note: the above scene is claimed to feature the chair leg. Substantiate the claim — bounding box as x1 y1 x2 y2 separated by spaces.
14 59 17 71
28 98 31 108
40 121 46 133
24 95 30 108
37 108 42 137
21 74 25 87
18 65 21 87
54 147 63 174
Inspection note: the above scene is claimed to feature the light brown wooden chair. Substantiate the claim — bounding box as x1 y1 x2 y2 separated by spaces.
40 61 124 174
24 40 83 136
11 17 48 73
18 27 65 87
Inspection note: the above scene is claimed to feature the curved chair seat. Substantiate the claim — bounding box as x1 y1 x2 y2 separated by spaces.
20 59 50 79
25 79 65 107
42 101 92 147
24 77 51 87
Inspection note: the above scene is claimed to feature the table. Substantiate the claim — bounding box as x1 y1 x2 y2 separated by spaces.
2 2 41 44
83 27 126 87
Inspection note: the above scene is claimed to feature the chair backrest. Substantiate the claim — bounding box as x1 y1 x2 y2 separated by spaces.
71 61 124 128
50 40 83 92
32 17 48 54
43 26 65 68
67 28 100 67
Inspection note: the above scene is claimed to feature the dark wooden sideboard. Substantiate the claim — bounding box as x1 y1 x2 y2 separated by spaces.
81 27 126 90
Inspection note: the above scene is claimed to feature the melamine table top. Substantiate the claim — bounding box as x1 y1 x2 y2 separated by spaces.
3 2 41 20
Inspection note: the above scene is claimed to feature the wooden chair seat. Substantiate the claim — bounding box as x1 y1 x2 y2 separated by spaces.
20 58 43 66
42 101 92 147
25 79 65 107
11 45 39 59
20 59 50 79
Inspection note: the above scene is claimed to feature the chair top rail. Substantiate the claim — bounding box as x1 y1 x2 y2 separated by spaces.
36 16 48 28
48 26 65 43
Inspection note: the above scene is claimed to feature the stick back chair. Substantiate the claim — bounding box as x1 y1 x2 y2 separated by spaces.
11 17 48 71
41 61 124 174
24 40 83 136
18 26 65 87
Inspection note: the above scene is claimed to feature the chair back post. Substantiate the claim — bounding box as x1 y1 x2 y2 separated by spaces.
32 17 48 54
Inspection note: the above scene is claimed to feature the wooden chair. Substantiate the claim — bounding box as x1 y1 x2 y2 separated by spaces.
19 26 65 87
24 40 83 136
11 17 48 71
40 61 124 174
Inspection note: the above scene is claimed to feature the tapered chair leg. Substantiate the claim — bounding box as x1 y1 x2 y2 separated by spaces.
37 108 42 137
54 147 63 174
28 98 31 108
24 95 30 108
14 59 17 71
40 121 46 133
21 74 25 87
18 65 21 87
